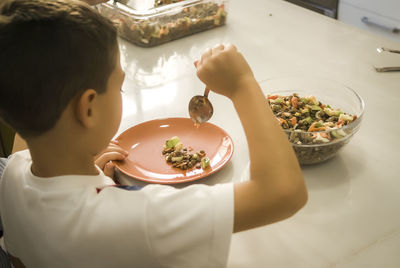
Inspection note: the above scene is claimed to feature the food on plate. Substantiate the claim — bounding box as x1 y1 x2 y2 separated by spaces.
162 136 210 170
267 93 359 164
97 1 227 47
201 156 210 169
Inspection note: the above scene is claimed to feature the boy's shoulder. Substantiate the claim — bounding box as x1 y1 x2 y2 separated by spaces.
8 149 30 161
0 150 30 178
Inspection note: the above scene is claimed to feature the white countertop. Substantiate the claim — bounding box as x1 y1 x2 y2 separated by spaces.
115 0 400 267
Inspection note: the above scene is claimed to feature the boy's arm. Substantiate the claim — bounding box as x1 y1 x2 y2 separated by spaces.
232 77 307 232
196 44 307 233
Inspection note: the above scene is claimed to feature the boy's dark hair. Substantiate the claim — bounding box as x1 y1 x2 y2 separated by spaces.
0 0 118 138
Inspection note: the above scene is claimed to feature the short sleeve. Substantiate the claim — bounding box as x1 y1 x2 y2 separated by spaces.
142 183 234 268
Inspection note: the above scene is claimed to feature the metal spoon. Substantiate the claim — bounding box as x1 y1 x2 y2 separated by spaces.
376 47 400 54
374 66 400 72
188 87 213 126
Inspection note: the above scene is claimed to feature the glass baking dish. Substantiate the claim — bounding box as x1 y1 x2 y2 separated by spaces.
97 0 228 47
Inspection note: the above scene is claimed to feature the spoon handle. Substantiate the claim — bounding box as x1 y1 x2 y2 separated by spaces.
378 47 400 54
194 61 211 98
385 48 400 54
204 87 211 98
374 66 400 72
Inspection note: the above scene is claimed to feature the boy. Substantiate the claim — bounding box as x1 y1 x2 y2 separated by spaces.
0 0 307 267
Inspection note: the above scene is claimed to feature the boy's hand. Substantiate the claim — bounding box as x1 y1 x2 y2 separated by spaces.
95 141 128 179
196 44 254 99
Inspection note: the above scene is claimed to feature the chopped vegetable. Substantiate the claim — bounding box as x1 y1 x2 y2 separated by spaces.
308 122 326 132
268 95 278 100
201 157 210 169
311 105 322 111
304 117 313 124
165 136 180 149
270 97 284 104
338 113 354 122
324 107 341 116
290 96 298 109
331 129 345 139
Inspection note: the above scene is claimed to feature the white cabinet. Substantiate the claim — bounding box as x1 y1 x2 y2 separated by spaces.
338 0 400 42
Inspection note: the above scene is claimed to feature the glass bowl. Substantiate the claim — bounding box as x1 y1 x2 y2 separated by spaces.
261 76 365 165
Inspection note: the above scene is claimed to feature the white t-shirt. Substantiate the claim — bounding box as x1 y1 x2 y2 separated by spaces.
0 150 234 268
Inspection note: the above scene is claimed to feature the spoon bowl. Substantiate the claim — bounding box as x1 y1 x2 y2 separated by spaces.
188 88 213 125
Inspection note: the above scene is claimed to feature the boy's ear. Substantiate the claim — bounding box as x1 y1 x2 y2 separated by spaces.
76 89 98 128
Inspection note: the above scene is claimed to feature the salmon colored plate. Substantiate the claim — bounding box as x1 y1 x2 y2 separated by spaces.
114 118 234 184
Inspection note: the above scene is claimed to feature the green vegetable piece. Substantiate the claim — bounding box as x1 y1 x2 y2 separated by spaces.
305 117 313 124
174 142 183 151
201 157 210 169
314 122 323 128
311 105 322 111
166 136 180 149
324 107 341 116
331 131 343 139
171 156 183 162
271 97 284 104
300 107 309 114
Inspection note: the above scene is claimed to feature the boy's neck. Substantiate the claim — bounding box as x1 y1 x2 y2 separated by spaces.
27 132 99 178
28 142 98 178
29 149 98 178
